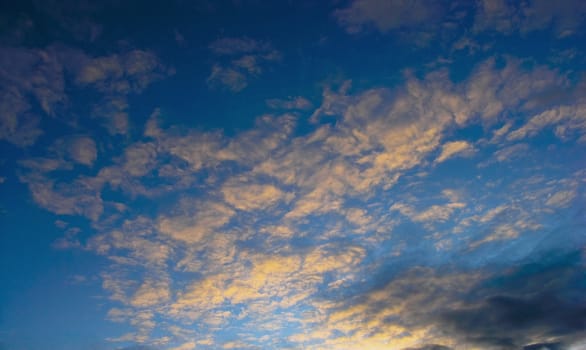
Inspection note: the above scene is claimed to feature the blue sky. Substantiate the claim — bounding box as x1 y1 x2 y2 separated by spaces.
0 1 585 349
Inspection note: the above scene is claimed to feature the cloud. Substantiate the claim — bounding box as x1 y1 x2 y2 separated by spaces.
285 267 481 348
523 343 564 350
0 89 42 146
435 250 586 349
474 0 586 37
435 140 474 163
507 104 586 142
345 207 372 227
130 279 171 308
167 342 195 350
69 136 97 166
493 143 529 162
20 174 103 221
334 0 442 34
217 113 296 164
266 96 313 110
546 190 576 208
391 200 466 225
0 45 171 146
0 46 65 116
207 37 281 92
15 0 105 43
403 346 453 350
167 245 364 331
232 55 262 75
221 178 292 211
206 64 248 92
157 200 235 243
73 49 170 94
209 37 272 55
292 250 585 349
63 48 171 134
122 142 158 177
117 346 158 350
474 0 518 34
334 0 586 39
13 52 586 348
18 157 71 173
441 294 585 348
0 46 65 146
91 96 130 135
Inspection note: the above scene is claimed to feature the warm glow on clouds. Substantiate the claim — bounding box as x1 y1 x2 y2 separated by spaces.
1 1 585 350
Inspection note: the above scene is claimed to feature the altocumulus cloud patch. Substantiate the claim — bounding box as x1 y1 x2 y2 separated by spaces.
0 1 585 350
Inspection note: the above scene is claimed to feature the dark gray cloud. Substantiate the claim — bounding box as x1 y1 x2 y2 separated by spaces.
329 249 585 350
440 293 585 348
522 342 564 350
437 250 586 349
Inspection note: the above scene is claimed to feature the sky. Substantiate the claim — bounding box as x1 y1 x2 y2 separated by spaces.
0 0 585 349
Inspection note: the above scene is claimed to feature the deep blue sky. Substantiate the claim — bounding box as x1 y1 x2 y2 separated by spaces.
1 1 585 349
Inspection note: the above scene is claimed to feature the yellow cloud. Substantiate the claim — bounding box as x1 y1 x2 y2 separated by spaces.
345 207 372 227
288 267 481 349
222 179 291 211
130 278 170 308
169 246 365 326
435 140 474 163
168 341 196 350
158 201 234 243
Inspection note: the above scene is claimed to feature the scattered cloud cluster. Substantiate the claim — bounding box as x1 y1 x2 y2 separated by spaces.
0 45 171 146
0 46 64 146
334 0 586 43
474 0 586 37
2 1 585 349
334 0 444 34
207 37 281 92
12 53 585 349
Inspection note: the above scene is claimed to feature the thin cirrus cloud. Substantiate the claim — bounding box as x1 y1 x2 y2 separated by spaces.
0 1 585 350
